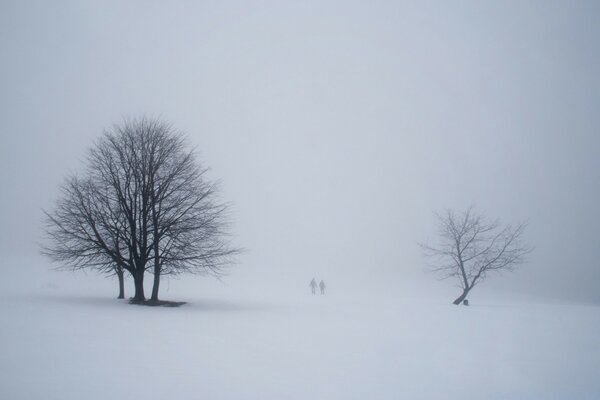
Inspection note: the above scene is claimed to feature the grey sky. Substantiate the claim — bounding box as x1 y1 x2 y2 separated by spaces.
1 1 599 302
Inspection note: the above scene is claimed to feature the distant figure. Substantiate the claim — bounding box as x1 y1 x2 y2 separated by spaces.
319 280 326 295
310 278 317 295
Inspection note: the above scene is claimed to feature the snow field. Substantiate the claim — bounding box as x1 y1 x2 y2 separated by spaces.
1 287 599 400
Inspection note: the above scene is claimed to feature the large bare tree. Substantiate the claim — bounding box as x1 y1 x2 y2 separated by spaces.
43 117 237 302
421 207 532 305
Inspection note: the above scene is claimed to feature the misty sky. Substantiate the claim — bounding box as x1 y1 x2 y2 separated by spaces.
1 1 599 302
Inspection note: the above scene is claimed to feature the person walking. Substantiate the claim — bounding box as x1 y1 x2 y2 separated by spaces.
319 280 326 295
310 278 317 295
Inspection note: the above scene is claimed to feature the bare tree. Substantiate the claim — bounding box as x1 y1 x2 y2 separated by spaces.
420 207 532 305
145 123 236 301
42 176 128 298
43 117 238 302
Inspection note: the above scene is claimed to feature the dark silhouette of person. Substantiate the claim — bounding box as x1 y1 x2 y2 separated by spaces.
310 278 317 295
319 280 325 295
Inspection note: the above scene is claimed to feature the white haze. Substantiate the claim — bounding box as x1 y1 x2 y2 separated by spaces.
1 2 600 398
1 1 599 303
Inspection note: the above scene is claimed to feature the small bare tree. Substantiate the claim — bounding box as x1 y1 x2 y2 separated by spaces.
421 207 532 305
43 117 238 302
42 176 128 298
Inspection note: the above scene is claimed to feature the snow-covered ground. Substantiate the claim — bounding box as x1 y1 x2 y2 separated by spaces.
1 274 599 400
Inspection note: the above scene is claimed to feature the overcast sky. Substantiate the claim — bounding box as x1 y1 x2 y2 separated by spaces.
1 1 599 302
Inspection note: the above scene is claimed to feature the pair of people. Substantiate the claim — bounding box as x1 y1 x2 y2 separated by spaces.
310 278 326 295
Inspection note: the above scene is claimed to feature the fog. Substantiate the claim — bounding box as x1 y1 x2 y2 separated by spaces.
1 1 599 303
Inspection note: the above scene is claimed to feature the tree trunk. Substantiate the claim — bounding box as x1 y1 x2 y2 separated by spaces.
453 288 470 305
117 269 125 299
150 267 160 302
132 271 145 301
150 211 160 302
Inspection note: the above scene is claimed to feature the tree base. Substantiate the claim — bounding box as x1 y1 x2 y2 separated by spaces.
453 290 470 305
128 298 187 307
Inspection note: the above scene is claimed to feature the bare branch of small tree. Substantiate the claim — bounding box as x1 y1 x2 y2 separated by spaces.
420 206 533 305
